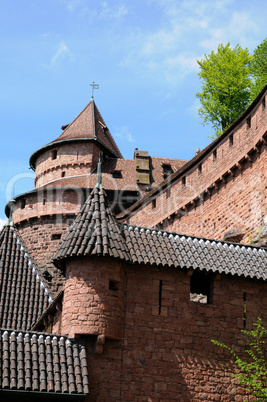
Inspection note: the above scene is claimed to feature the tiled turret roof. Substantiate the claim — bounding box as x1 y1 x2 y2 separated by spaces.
54 186 130 266
0 329 89 396
0 225 52 331
53 98 122 158
53 186 267 280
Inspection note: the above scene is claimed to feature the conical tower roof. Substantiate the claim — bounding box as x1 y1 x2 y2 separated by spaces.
53 185 130 268
29 98 122 169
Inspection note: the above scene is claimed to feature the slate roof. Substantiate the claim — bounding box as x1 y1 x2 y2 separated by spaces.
54 186 130 266
54 186 267 280
122 226 267 280
0 329 89 395
0 225 52 331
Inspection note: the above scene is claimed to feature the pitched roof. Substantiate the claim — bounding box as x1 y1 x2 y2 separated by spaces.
54 186 130 267
0 225 52 331
53 185 267 280
122 226 267 280
52 98 122 158
0 329 89 396
29 99 123 169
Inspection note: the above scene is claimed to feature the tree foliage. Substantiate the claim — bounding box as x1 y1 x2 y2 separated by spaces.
212 318 267 400
250 38 267 100
196 43 252 138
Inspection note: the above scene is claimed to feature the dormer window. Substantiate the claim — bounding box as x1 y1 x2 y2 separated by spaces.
162 164 173 179
51 149 57 160
112 170 122 178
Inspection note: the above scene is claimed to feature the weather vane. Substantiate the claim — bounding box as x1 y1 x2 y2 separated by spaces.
90 82 99 99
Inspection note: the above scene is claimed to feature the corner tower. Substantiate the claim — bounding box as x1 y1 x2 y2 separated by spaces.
6 98 123 295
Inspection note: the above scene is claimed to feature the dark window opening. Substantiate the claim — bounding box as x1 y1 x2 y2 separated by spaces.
158 280 163 315
213 149 217 161
229 134 233 146
162 164 173 179
198 164 202 174
21 199 26 209
112 170 122 178
190 271 213 304
246 116 251 129
109 280 119 291
51 149 58 160
262 97 266 110
51 233 61 240
182 176 186 187
43 271 53 283
152 199 156 209
43 199 46 205
166 188 171 198
61 171 66 177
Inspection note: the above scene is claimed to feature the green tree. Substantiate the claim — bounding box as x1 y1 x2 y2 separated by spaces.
212 318 267 400
250 38 267 100
196 43 253 138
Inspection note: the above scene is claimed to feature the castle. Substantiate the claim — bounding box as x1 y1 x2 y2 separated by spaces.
0 86 267 401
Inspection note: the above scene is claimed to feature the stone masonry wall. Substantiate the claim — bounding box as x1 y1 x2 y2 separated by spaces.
58 258 267 401
15 215 76 295
128 93 267 244
61 257 125 340
34 142 100 188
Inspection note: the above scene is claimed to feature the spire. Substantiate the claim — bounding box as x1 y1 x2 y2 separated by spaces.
53 186 130 267
51 99 123 158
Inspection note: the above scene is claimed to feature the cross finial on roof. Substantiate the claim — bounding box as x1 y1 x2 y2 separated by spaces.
90 82 99 99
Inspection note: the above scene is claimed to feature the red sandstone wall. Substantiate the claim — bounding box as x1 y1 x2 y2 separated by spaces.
12 188 82 224
15 216 75 295
128 94 267 244
34 142 100 188
61 257 125 339
75 262 267 401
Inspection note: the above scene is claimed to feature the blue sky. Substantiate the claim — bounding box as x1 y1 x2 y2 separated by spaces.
0 0 266 227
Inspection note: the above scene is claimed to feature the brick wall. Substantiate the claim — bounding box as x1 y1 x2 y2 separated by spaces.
34 142 100 188
127 93 267 244
58 257 267 401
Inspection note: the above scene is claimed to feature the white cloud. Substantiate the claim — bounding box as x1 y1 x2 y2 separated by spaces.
99 2 128 20
114 126 135 143
49 41 74 68
0 218 7 230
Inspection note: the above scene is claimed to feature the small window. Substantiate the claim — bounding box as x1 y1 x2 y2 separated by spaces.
262 97 266 110
166 188 171 199
43 199 46 206
162 164 173 179
51 149 57 160
61 171 66 177
51 234 61 240
112 170 122 179
21 199 26 209
190 271 213 304
229 134 233 146
109 280 119 291
213 149 217 161
246 116 251 129
152 199 156 209
43 271 53 283
198 164 202 174
182 176 186 187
